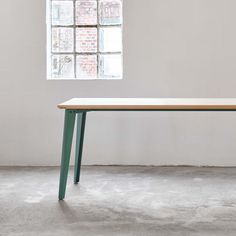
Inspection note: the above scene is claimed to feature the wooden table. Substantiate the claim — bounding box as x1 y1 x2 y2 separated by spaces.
58 98 236 200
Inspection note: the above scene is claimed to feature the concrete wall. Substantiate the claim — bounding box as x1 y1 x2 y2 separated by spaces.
1 0 236 166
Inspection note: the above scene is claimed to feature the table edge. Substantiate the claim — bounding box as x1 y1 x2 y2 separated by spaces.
57 104 236 110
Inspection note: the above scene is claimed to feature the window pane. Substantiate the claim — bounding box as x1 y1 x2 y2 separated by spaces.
77 55 97 79
52 1 73 25
99 0 122 25
76 0 97 25
76 28 97 53
99 54 122 78
51 55 74 78
99 27 122 52
47 0 123 79
52 28 73 52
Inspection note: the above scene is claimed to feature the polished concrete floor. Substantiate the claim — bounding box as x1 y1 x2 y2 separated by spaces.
1 166 236 236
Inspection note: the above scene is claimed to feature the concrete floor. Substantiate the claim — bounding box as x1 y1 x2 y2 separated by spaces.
1 167 236 236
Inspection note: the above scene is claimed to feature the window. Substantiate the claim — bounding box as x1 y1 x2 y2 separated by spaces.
47 0 123 80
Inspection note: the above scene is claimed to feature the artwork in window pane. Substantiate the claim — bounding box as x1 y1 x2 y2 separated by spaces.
52 28 73 52
76 28 97 53
76 0 97 25
51 1 73 25
99 27 122 52
77 55 97 79
99 0 122 25
51 55 74 78
99 54 122 78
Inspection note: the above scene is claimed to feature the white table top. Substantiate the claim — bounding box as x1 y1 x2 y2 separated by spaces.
58 98 236 110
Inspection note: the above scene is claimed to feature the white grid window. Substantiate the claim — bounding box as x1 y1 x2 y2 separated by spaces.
47 0 123 80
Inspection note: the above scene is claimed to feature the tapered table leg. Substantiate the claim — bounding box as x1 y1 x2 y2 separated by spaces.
74 112 87 184
58 110 76 200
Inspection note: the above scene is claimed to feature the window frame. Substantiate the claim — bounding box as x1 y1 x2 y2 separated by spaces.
46 0 123 80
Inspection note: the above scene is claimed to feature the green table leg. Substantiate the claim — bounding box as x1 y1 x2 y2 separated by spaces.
74 112 87 184
58 110 76 200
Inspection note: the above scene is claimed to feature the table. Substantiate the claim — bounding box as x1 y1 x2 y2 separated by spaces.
57 98 236 200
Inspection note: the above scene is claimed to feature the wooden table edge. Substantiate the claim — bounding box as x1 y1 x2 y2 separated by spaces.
57 104 236 110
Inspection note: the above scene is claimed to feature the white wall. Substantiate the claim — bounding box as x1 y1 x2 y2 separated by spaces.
1 0 236 166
